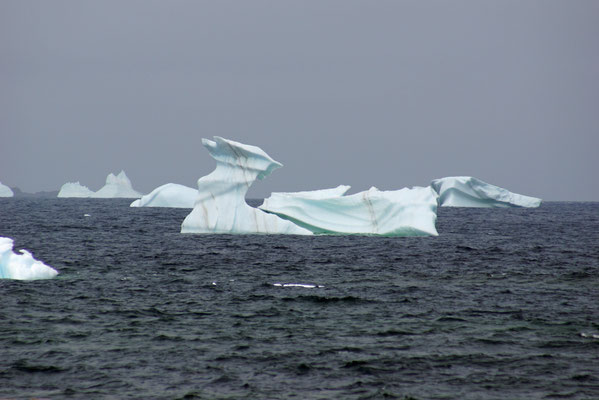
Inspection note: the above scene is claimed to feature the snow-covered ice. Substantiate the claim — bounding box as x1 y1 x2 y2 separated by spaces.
91 171 143 199
57 182 95 198
0 237 58 280
181 137 312 235
0 182 14 197
131 183 197 208
430 176 542 208
260 185 439 236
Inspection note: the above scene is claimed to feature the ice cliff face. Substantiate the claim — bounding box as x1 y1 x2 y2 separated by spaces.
0 182 14 197
260 186 439 236
0 237 58 280
92 170 142 198
181 137 313 235
57 182 95 198
131 183 198 208
430 176 542 208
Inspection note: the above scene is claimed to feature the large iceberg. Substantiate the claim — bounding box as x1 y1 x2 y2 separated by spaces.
181 137 439 236
131 183 198 208
0 182 14 197
181 137 312 235
431 176 542 208
57 182 95 198
0 237 58 280
91 171 143 199
260 186 439 236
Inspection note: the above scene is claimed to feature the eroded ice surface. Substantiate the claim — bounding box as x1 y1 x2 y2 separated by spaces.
181 137 312 235
0 182 13 197
260 186 439 236
92 171 143 199
57 182 95 198
131 183 198 208
431 176 542 208
0 237 58 280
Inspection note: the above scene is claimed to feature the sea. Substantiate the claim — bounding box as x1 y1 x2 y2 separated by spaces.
0 199 598 399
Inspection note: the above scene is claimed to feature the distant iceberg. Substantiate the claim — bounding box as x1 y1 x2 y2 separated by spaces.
431 176 542 208
131 183 198 208
0 182 14 197
57 171 142 199
0 237 58 280
92 170 142 199
260 185 439 236
181 137 313 235
57 182 95 198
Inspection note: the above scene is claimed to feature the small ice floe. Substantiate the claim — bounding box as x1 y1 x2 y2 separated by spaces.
580 332 599 339
273 283 324 288
0 237 58 280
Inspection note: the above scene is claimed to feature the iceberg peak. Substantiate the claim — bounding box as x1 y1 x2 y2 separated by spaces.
181 137 312 234
91 170 143 199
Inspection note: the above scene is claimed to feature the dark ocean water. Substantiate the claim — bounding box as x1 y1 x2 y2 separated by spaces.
0 199 598 399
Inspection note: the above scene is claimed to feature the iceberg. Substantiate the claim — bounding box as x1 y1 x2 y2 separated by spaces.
0 237 58 280
57 182 95 198
181 136 312 235
131 183 198 208
260 185 439 236
0 182 14 197
91 170 143 199
430 176 542 208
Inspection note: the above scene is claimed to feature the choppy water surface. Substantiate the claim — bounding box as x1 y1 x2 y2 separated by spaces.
1 199 598 399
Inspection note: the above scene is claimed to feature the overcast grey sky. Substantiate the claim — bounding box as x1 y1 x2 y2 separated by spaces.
1 0 598 200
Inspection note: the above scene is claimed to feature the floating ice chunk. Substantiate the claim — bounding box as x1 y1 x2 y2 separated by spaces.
260 186 439 236
430 176 542 208
57 182 95 198
0 237 58 280
130 183 198 208
92 170 143 199
181 137 312 235
273 283 324 288
0 182 14 197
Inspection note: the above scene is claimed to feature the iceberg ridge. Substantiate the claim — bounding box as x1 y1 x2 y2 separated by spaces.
57 182 95 198
260 185 439 236
431 176 541 208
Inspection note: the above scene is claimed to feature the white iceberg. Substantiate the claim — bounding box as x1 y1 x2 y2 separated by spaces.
260 185 439 236
57 182 95 198
0 182 14 197
430 176 542 208
181 136 312 235
130 183 198 208
0 237 58 280
91 170 143 199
